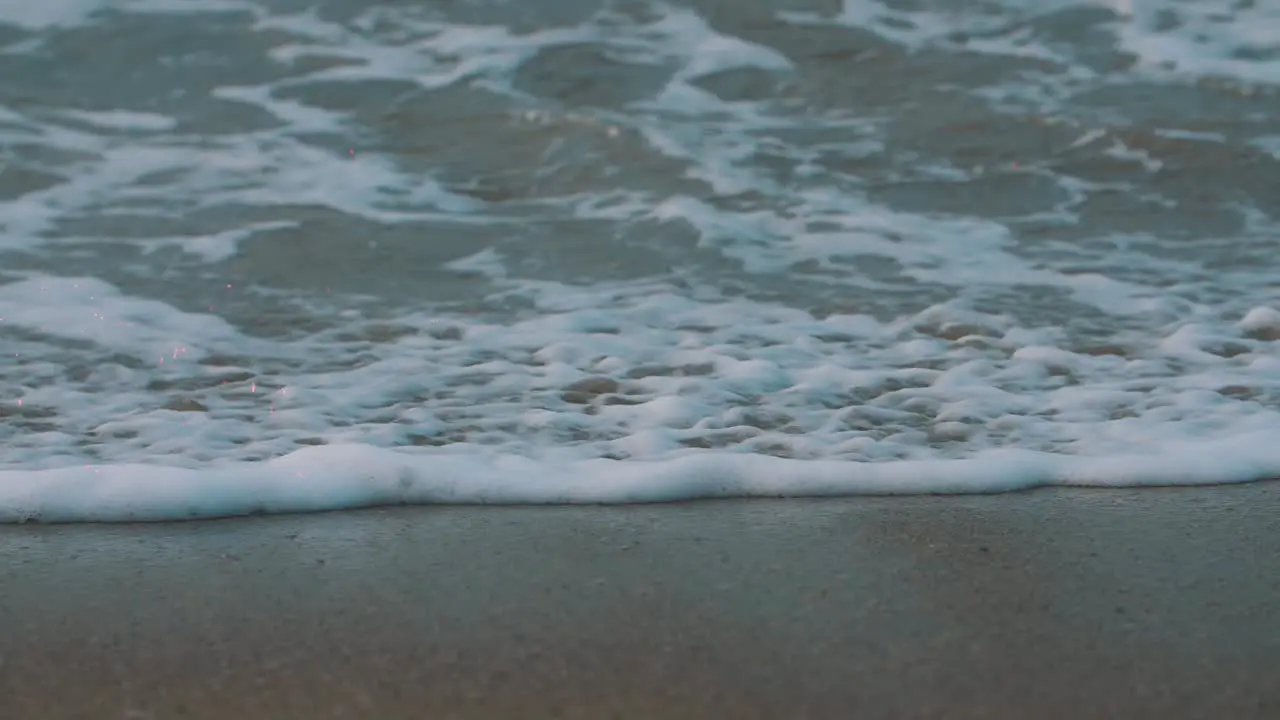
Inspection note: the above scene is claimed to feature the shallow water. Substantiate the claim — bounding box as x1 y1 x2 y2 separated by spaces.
2 0 1279 520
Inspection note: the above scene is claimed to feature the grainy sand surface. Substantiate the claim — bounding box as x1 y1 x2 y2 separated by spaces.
3 485 1280 719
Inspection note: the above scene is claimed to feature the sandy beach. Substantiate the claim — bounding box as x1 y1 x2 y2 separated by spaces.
5 3 1280 718
2 484 1279 719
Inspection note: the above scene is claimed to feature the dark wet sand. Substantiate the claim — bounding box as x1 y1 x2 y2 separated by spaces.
2 484 1279 720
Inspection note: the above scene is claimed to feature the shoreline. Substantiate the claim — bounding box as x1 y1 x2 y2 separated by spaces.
3 483 1279 719
7 438 1280 523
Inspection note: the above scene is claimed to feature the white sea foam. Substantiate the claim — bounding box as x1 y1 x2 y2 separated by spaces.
4 432 1280 523
56 110 178 132
0 0 258 30
1115 0 1280 85
0 276 243 357
0 0 112 30
2 271 1279 521
785 0 1280 90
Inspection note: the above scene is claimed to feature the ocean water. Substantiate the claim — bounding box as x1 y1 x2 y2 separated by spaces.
1 0 1279 521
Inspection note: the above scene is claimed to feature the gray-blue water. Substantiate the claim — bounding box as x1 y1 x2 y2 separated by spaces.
2 0 1280 521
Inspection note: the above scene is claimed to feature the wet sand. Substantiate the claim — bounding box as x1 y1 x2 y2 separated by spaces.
2 484 1279 719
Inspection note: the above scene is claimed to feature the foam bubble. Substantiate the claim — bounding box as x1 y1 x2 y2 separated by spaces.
0 276 243 358
0 0 110 30
0 0 259 30
1 271 1279 522
56 110 178 132
3 432 1279 523
1116 1 1280 85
